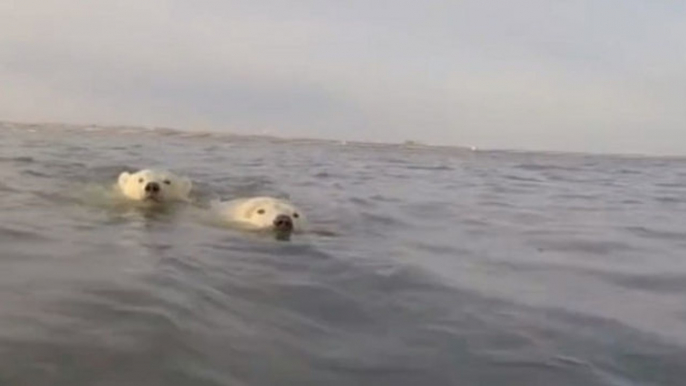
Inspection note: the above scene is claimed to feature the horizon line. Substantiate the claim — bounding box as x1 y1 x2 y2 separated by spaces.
2 118 684 160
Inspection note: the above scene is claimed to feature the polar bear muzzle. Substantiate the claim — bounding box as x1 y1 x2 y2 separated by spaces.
272 214 295 240
273 214 294 230
141 181 162 202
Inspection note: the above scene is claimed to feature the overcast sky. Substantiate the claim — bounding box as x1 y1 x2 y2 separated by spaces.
1 1 685 154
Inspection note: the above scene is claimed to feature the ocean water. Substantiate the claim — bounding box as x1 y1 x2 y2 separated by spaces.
1 122 686 386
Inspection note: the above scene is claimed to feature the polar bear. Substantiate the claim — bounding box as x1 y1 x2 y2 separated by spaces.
211 196 306 240
117 169 192 203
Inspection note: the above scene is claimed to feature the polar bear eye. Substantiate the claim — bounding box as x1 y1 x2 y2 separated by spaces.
256 209 265 215
138 178 144 183
163 180 171 185
293 212 300 218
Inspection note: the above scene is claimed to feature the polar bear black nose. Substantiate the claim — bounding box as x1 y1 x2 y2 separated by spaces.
273 214 293 231
145 182 160 193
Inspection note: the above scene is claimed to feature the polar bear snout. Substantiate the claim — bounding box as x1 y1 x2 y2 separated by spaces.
144 182 161 194
273 214 294 232
143 181 162 200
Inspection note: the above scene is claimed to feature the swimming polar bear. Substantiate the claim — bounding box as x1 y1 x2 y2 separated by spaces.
211 196 306 240
117 169 192 203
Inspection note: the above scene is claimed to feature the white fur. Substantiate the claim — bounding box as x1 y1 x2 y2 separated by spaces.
211 196 305 232
116 169 192 202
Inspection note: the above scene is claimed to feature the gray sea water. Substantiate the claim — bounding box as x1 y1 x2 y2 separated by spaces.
1 122 686 386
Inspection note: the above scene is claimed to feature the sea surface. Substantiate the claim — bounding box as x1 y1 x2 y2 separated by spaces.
1 122 686 386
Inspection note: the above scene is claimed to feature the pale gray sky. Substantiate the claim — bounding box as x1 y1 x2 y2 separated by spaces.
1 1 685 154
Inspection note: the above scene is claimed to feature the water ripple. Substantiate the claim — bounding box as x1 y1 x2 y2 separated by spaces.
2 123 686 386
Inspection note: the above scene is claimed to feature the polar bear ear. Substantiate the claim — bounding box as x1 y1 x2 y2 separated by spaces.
179 176 192 197
118 172 131 188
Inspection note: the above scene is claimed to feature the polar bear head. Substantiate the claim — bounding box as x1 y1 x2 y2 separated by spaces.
117 169 192 203
229 196 305 240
